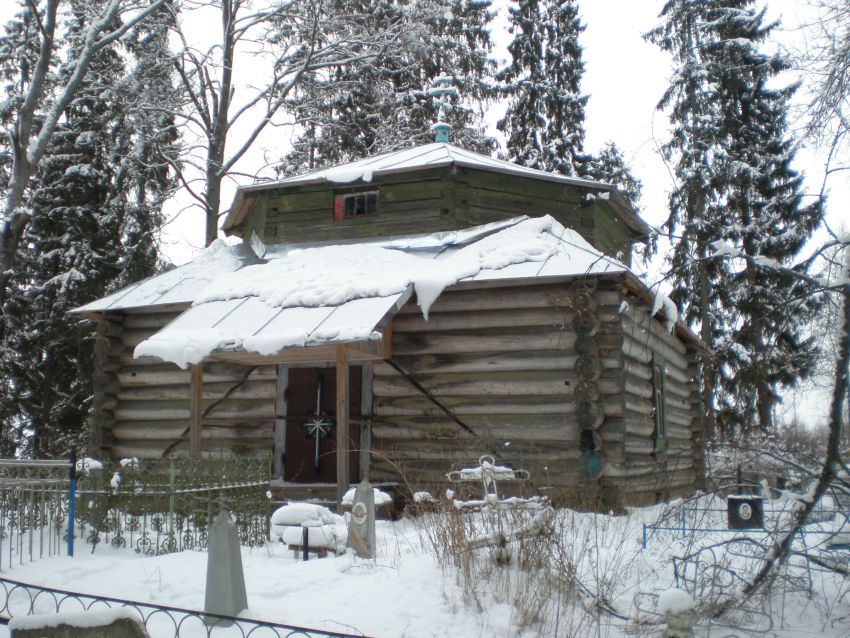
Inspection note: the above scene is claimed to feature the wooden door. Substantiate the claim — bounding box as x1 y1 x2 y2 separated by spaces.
283 366 361 483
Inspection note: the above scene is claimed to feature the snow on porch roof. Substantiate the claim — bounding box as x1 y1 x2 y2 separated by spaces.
224 143 651 237
133 215 628 368
135 291 413 368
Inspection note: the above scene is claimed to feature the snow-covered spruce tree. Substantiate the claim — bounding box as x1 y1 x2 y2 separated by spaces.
0 0 167 338
497 0 641 200
278 0 416 172
0 6 47 455
581 141 642 211
647 0 821 437
279 0 496 176
115 1 178 287
0 3 177 457
497 0 586 175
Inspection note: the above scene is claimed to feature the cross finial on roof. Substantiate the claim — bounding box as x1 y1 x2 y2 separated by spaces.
428 75 457 143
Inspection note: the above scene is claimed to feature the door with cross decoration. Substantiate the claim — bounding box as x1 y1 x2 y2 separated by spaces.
282 366 361 483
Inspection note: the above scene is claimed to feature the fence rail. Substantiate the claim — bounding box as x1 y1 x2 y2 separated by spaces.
0 455 272 570
0 577 368 637
640 492 844 549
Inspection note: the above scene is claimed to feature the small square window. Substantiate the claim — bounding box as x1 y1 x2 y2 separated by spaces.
334 191 379 220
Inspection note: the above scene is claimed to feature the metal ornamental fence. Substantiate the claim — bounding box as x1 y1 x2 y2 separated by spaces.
0 454 271 570
0 459 70 569
0 577 369 637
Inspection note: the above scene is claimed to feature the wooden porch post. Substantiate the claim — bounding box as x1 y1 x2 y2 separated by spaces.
190 363 203 457
336 346 349 506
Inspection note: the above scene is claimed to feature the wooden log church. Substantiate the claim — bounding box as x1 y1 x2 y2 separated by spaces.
74 143 708 508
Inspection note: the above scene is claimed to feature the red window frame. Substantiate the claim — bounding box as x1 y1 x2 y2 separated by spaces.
333 190 379 220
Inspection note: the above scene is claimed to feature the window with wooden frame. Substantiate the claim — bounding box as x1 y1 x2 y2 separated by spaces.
333 190 379 220
652 355 668 452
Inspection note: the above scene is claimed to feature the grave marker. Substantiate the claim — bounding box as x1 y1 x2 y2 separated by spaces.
346 479 375 558
204 510 248 625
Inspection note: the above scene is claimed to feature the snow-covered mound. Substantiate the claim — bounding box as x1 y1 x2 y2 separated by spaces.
269 503 346 552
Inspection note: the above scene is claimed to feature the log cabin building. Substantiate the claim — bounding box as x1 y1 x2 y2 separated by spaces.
73 143 708 508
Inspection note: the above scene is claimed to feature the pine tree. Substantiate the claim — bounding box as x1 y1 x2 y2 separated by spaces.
497 0 587 175
647 0 822 437
0 1 177 457
279 0 496 175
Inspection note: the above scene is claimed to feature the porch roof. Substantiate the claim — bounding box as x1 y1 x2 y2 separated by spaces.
131 215 630 367
135 290 412 368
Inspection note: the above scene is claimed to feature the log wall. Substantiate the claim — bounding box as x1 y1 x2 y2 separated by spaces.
369 279 704 507
92 310 276 458
243 168 639 263
89 279 704 504
369 280 629 495
613 301 704 505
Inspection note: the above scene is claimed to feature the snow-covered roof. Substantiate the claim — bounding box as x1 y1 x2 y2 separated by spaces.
72 241 260 315
244 143 605 189
135 292 411 368
224 143 650 236
131 215 629 367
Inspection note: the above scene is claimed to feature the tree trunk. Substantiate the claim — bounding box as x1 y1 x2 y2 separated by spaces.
204 161 222 247
698 256 717 442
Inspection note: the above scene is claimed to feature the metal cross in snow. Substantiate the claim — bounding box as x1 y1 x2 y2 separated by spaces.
301 376 335 473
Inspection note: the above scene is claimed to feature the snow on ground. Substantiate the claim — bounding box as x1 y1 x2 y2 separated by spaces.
0 496 848 637
0 519 516 638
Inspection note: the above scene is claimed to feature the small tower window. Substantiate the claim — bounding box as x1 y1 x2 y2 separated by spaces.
652 355 668 453
334 191 379 220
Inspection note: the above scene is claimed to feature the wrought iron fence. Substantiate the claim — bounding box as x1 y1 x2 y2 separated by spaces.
0 577 368 637
75 456 271 556
0 459 71 570
0 455 272 570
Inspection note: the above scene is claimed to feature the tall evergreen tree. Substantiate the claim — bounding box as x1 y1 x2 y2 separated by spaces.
647 0 821 437
497 0 587 175
0 1 177 457
582 142 642 210
497 0 643 215
279 0 496 175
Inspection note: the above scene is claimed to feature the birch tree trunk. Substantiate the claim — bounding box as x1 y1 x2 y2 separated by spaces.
0 0 166 327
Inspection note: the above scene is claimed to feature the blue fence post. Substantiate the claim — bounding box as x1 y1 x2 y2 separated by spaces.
67 447 76 557
681 508 687 539
642 523 647 550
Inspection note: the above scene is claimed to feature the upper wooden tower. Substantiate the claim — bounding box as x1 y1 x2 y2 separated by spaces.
223 143 651 265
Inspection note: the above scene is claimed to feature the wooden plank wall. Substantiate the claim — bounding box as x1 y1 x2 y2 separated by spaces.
454 169 635 263
250 168 638 266
369 280 628 496
92 310 276 458
260 169 458 244
616 303 703 504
